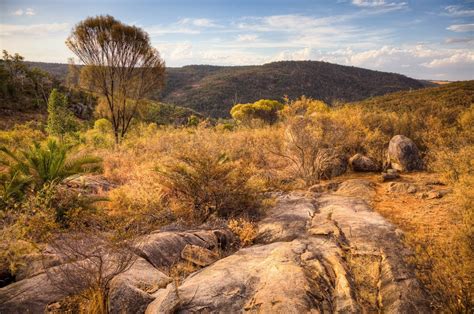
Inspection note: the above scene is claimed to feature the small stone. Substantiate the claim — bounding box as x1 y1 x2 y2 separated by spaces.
381 172 400 182
181 244 219 267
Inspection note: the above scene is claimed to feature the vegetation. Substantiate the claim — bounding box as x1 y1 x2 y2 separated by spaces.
66 15 166 144
0 11 472 311
231 99 284 125
24 60 426 118
46 89 79 139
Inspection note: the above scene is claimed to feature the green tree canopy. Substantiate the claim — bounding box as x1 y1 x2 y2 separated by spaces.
230 99 285 125
46 89 79 139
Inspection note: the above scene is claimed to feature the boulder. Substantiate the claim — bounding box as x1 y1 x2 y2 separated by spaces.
15 253 62 281
0 271 67 313
349 154 379 172
146 283 180 314
320 155 348 179
108 258 172 314
387 135 422 172
180 245 219 267
135 229 235 269
174 189 430 313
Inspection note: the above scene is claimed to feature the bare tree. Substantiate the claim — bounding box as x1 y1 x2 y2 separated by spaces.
66 15 165 144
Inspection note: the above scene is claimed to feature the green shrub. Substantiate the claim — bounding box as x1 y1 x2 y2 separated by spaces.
46 89 79 140
231 99 285 125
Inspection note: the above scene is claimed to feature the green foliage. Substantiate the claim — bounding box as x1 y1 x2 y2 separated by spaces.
94 118 112 134
0 50 56 111
231 99 285 125
46 89 79 139
138 100 200 126
187 115 200 127
0 139 102 195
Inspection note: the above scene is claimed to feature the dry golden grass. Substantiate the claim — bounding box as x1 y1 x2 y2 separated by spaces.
370 172 473 312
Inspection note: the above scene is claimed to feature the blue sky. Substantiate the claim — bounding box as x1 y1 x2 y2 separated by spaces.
0 0 473 80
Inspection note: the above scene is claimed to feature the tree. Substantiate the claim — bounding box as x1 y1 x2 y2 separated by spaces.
66 15 165 144
230 99 285 125
47 89 79 139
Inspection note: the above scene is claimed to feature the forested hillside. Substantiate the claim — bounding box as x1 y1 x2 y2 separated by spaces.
27 60 426 117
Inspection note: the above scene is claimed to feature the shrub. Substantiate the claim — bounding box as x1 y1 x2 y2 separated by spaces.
230 99 285 125
157 143 263 223
0 139 102 191
228 218 258 247
46 89 79 140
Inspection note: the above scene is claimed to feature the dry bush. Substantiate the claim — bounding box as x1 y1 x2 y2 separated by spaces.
266 116 347 186
158 140 264 223
228 218 258 247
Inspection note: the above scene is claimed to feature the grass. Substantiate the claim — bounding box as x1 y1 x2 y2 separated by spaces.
370 172 473 312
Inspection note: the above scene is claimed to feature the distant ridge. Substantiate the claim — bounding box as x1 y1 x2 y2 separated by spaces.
28 60 426 118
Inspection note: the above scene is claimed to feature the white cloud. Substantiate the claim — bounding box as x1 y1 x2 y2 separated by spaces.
147 18 220 36
351 0 407 11
271 47 312 61
12 8 36 16
447 24 474 32
158 42 194 61
444 5 474 17
315 44 474 79
179 18 219 28
422 51 474 68
25 8 36 16
0 23 69 36
236 34 258 42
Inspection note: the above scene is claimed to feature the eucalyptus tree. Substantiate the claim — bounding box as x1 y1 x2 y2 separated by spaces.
66 15 165 144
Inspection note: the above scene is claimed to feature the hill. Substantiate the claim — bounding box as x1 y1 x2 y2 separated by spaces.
28 60 426 118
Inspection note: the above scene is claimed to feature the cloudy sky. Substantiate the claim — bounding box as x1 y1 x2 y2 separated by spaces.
0 0 473 80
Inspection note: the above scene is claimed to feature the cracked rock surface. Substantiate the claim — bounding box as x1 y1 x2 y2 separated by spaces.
173 179 429 313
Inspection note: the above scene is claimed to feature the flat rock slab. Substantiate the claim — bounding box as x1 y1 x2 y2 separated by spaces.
168 179 430 313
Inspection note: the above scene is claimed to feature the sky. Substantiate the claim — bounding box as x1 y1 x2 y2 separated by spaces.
0 0 473 80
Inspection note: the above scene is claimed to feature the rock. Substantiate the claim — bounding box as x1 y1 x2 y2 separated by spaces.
256 194 316 243
335 179 376 199
146 283 180 314
66 174 116 193
381 172 400 182
308 181 341 193
15 253 62 281
0 271 67 313
387 135 423 172
422 189 452 200
180 244 219 267
349 154 379 172
320 155 348 179
175 188 429 313
135 229 235 269
108 258 172 314
387 182 417 194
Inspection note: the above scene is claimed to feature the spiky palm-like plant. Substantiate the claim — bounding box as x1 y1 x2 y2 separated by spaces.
0 139 102 195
